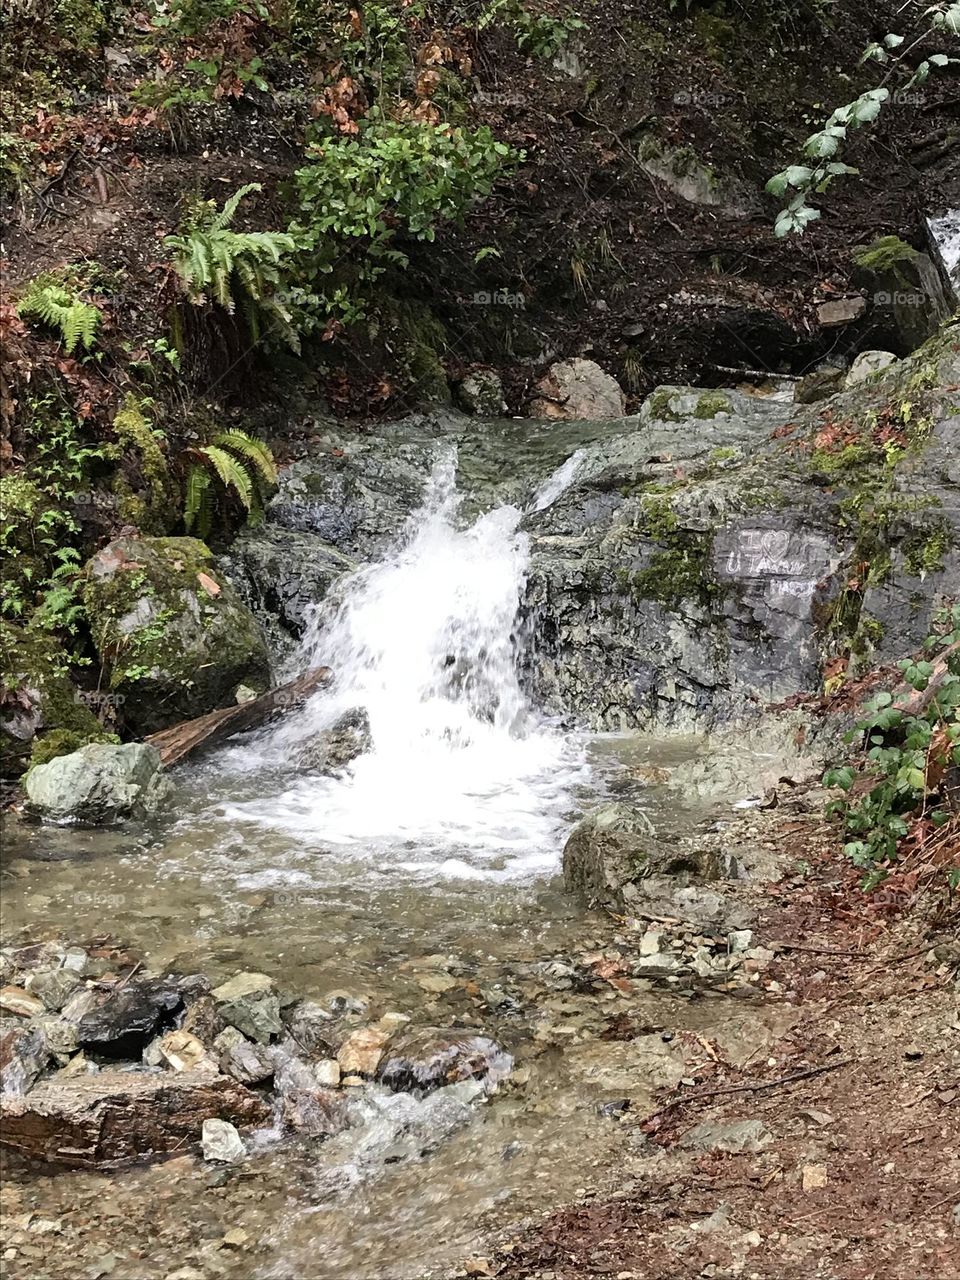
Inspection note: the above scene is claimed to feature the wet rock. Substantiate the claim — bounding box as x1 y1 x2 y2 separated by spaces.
275 1056 349 1136
562 804 655 905
298 708 371 775
1 1071 268 1168
34 1014 79 1062
213 1027 275 1085
337 1026 393 1078
219 992 282 1045
0 1020 51 1095
845 350 898 387
201 1118 246 1164
680 1118 773 1153
25 969 82 1012
24 743 173 824
281 999 336 1058
378 1029 512 1095
179 995 223 1047
795 365 845 405
210 972 273 1003
314 1059 340 1087
530 358 625 420
0 987 45 1018
457 370 506 417
75 978 182 1058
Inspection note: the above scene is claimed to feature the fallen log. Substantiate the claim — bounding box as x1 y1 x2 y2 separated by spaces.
145 665 331 768
0 1069 269 1169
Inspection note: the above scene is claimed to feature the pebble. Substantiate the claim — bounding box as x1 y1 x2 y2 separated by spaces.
210 972 273 1003
201 1119 246 1164
314 1059 341 1087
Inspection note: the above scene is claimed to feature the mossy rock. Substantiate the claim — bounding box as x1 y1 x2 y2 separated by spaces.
83 536 271 734
0 623 105 778
852 237 952 354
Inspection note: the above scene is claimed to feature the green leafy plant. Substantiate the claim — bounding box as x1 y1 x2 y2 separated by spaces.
183 429 278 537
479 0 583 59
824 604 960 885
17 277 100 353
164 184 299 346
768 2 959 234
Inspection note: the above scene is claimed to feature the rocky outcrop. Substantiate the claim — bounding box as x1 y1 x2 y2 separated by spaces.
852 236 952 354
24 742 172 824
523 332 960 729
84 537 271 734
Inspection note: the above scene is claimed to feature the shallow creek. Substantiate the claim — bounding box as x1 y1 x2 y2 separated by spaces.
1 450 793 1279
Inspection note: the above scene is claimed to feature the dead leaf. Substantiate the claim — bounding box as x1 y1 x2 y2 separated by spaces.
197 571 221 597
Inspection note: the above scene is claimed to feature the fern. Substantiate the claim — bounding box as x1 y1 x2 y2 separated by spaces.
17 279 100 353
164 184 296 339
182 429 277 537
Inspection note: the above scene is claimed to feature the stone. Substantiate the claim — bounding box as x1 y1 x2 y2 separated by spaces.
179 995 223 1047
314 1059 340 1087
337 1026 393 1078
457 370 506 417
213 1027 275 1085
635 138 759 218
639 930 662 956
417 972 457 994
0 1021 51 1095
795 365 845 405
817 296 865 327
33 1015 79 1062
530 358 625 421
298 708 371 775
281 1000 335 1058
157 1029 217 1074
234 685 257 704
74 978 182 1057
562 804 654 904
1 1071 267 1168
728 930 754 953
680 1119 773 1154
24 743 172 824
25 969 82 1012
801 1163 828 1191
201 1118 246 1164
845 350 898 387
219 992 282 1045
83 536 271 735
280 1083 348 1137
210 972 274 1003
0 987 45 1018
852 236 952 352
378 1029 512 1095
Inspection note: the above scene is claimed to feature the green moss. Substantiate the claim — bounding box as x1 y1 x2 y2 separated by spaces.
693 10 736 59
694 392 733 420
903 521 950 577
646 389 682 422
112 395 174 530
635 493 679 540
852 235 918 281
389 300 451 405
810 442 875 475
629 537 720 609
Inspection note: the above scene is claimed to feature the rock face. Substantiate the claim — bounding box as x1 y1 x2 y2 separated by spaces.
84 537 271 734
530 358 625 420
852 236 952 353
523 335 960 729
1 1070 268 1168
24 743 172 824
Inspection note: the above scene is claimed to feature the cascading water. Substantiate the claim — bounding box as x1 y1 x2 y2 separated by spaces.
216 451 589 877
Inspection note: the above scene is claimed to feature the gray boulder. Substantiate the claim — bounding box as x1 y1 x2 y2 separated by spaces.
852 236 952 353
24 743 172 824
298 708 371 775
457 370 506 417
378 1028 511 1095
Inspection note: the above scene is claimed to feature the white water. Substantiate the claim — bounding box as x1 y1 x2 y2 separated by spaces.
928 209 960 295
216 452 589 879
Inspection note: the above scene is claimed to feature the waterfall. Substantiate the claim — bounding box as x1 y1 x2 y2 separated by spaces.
222 451 587 877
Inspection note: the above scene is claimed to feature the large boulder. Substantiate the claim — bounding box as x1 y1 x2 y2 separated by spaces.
24 742 172 824
84 537 271 734
530 358 625 420
0 624 106 778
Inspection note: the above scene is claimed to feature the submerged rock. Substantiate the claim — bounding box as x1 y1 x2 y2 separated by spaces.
83 536 271 735
378 1029 512 1095
74 978 182 1057
214 1026 275 1085
298 707 371 775
24 742 172 824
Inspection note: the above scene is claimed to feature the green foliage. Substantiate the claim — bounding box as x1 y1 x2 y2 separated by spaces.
769 2 960 234
824 604 960 883
17 276 100 353
164 184 299 347
183 429 278 537
112 395 170 511
479 0 584 59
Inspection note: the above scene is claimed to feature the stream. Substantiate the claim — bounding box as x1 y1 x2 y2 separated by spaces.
0 443 795 1279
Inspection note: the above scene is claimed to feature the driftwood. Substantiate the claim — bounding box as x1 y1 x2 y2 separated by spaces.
0 1070 269 1168
145 665 331 768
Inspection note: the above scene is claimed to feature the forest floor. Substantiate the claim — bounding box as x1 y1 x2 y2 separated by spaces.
482 804 960 1280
